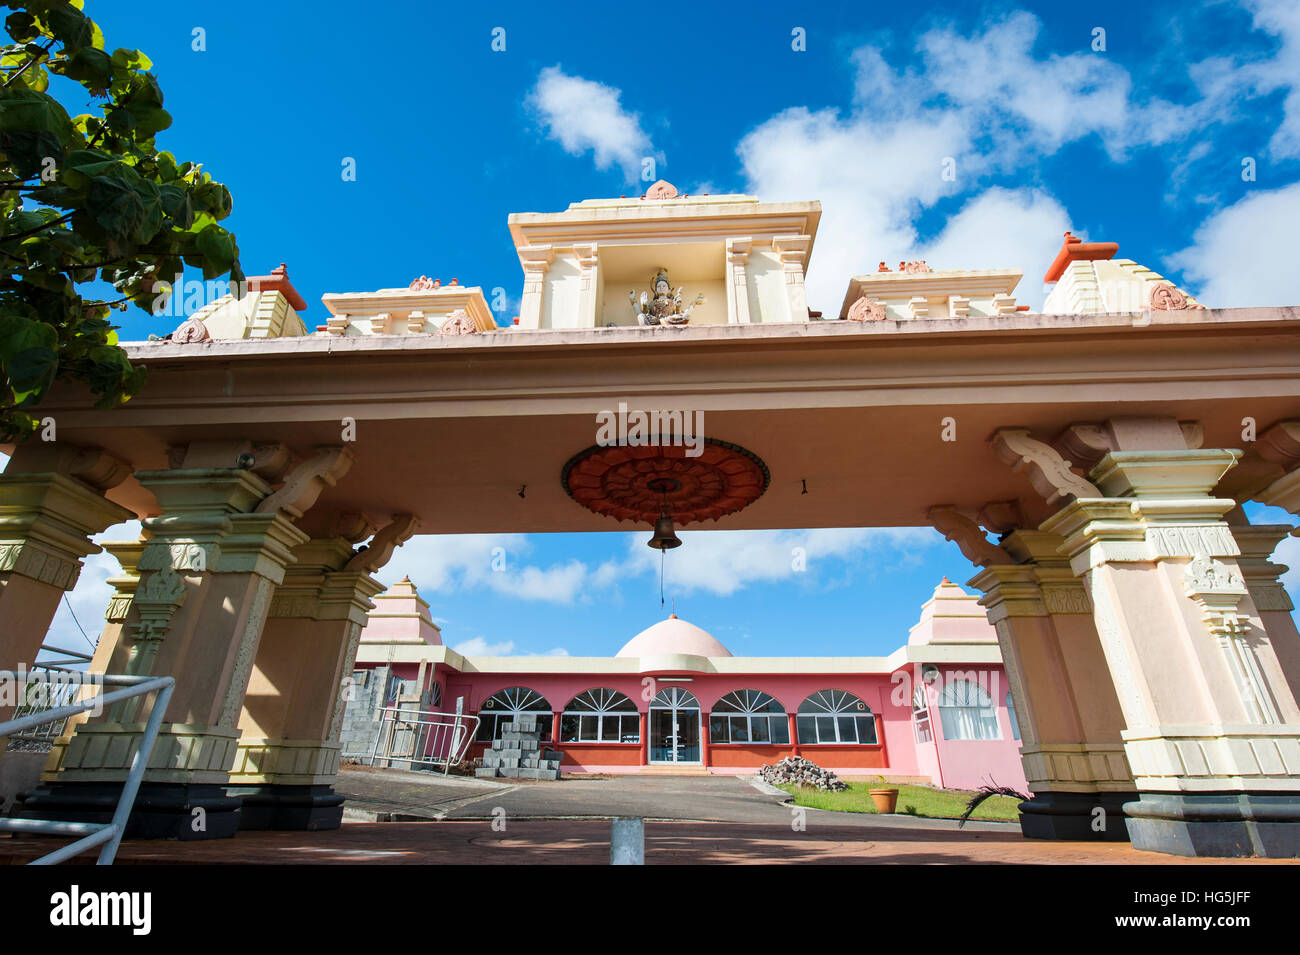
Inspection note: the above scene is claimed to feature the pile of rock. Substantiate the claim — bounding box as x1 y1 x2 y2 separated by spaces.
475 719 563 780
758 756 848 792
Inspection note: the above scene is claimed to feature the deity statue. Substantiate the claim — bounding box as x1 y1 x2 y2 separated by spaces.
629 269 700 326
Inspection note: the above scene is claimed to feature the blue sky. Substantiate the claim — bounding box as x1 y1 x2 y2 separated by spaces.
31 1 1300 659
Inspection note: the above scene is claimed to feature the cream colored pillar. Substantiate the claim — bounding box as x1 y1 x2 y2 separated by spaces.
1041 447 1300 857
970 529 1134 840
20 443 351 840
726 237 753 325
517 245 554 329
227 516 415 830
0 447 133 674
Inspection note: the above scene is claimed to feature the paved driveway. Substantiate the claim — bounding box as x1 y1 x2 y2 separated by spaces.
441 773 1011 831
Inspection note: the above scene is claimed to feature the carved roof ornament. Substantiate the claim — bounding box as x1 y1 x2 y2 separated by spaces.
847 295 887 322
645 180 678 200
927 506 1012 567
409 276 440 291
255 446 355 520
1148 281 1202 310
991 428 1101 506
345 513 419 573
899 260 931 273
172 316 212 343
629 269 699 326
440 309 478 335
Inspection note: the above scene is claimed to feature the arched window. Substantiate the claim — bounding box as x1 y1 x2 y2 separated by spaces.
912 685 933 744
938 679 1000 741
651 687 698 709
709 689 789 745
1006 691 1020 741
561 688 640 744
475 686 552 741
796 689 877 744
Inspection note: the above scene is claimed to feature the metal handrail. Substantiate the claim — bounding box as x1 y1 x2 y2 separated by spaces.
0 671 175 865
352 705 479 776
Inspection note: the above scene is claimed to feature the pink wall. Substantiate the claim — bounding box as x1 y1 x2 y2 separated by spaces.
351 662 1027 786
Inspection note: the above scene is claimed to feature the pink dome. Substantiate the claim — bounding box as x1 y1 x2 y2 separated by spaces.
616 614 732 658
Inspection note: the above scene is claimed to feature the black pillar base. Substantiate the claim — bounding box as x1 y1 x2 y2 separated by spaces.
12 781 242 840
1018 791 1134 841
1123 792 1300 858
226 784 344 831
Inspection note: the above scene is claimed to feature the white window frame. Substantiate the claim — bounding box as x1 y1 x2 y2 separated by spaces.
912 684 933 744
475 686 552 741
796 689 877 744
937 679 1001 741
561 688 640 744
709 689 788 745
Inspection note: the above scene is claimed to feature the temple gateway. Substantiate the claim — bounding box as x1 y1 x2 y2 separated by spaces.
3 181 1300 858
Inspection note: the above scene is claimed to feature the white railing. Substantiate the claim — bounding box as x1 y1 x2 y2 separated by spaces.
350 705 479 776
0 671 175 865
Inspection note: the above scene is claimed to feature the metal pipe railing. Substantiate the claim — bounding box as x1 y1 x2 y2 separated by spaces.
348 705 479 776
0 670 175 865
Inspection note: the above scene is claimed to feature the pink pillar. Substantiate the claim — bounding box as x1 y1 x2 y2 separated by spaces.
788 713 800 757
638 712 648 766
700 711 711 768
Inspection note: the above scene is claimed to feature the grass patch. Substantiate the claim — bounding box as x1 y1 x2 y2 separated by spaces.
776 780 1021 822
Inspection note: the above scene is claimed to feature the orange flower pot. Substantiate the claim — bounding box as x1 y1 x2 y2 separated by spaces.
869 788 899 813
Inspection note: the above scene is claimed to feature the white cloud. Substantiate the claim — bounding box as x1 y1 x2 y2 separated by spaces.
918 188 1070 309
735 11 1246 314
1167 181 1300 307
1234 0 1300 159
381 533 592 604
527 66 654 182
609 527 941 597
451 636 570 657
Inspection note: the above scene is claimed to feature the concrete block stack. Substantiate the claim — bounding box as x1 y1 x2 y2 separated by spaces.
475 719 562 780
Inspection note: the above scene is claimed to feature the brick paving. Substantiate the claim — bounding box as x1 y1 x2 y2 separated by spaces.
2 819 1295 865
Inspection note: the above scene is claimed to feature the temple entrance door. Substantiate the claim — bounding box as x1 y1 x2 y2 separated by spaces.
649 687 700 764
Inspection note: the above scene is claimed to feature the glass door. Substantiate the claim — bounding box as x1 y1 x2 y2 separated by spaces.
649 687 701 764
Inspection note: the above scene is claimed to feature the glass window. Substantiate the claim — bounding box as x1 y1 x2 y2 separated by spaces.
710 690 787 744
475 687 552 741
912 685 932 744
560 688 640 744
938 678 1001 741
797 689 876 744
1006 691 1021 741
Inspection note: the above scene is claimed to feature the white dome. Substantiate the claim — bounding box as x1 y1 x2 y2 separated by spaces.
616 614 732 658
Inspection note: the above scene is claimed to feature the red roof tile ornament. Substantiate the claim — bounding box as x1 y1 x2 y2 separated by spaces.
409 276 440 291
877 261 891 272
900 260 931 273
562 439 770 525
1043 231 1119 283
246 263 308 311
1148 282 1200 310
440 308 478 335
171 316 211 343
847 295 887 322
645 180 678 200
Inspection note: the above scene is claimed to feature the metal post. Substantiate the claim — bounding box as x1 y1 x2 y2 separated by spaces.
610 817 645 865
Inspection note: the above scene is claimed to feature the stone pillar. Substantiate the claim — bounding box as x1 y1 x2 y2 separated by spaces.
229 515 415 830
517 245 554 329
772 234 811 323
1043 449 1300 857
1231 522 1300 699
970 529 1135 841
0 447 133 675
21 444 353 839
574 243 599 327
725 237 753 325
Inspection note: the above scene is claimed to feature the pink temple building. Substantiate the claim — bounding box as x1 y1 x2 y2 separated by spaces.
344 576 1028 790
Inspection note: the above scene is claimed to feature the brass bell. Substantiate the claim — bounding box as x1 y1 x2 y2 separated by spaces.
647 509 682 550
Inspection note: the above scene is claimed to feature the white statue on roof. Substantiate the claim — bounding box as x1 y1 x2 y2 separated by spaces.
629 269 700 326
